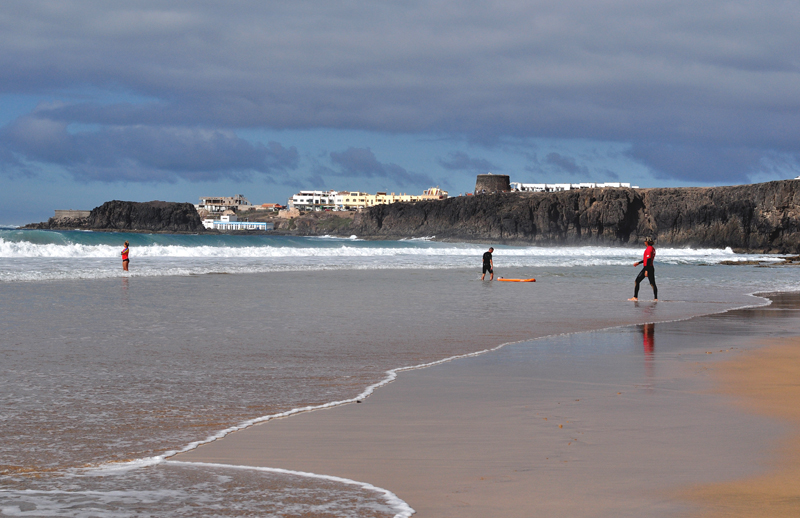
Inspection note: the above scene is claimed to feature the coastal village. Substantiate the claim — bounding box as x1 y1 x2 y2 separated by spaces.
195 173 638 231
195 187 449 231
38 172 646 234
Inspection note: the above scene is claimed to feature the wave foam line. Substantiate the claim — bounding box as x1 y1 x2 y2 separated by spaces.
1 237 781 260
166 461 415 518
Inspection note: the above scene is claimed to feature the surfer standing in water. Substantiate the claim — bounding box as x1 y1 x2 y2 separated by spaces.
629 238 657 301
481 247 494 281
121 241 130 272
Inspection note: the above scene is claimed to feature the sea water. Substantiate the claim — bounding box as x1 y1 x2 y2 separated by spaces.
0 229 784 282
1 229 799 517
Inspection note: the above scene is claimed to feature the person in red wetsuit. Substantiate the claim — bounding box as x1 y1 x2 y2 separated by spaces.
629 238 657 301
121 241 130 271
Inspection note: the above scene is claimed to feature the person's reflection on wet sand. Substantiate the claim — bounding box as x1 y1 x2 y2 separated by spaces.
642 323 655 381
120 276 129 307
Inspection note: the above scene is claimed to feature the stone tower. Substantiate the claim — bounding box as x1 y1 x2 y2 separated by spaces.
474 173 510 194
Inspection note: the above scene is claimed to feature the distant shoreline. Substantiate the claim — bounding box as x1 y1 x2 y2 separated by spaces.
20 180 800 252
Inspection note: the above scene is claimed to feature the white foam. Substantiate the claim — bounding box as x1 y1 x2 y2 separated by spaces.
0 238 785 283
167 461 414 518
0 237 780 261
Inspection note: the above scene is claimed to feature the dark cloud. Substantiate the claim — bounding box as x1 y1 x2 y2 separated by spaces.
625 142 765 183
0 114 298 182
1 1 800 182
544 153 589 176
600 168 620 180
438 151 498 173
329 147 434 186
523 151 591 178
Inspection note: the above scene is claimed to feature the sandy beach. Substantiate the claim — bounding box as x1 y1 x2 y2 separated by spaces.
679 337 800 517
176 293 800 517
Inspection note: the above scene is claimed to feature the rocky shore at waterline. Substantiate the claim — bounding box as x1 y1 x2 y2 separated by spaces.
348 180 800 253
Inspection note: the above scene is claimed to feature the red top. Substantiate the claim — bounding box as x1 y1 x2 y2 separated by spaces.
642 245 655 267
122 247 129 260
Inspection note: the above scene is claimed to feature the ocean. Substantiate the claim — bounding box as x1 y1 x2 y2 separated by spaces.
1 228 799 517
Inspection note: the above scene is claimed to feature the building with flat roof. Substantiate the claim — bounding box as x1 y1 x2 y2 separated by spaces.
202 214 273 231
197 195 253 213
510 181 638 192
288 190 338 210
288 187 450 211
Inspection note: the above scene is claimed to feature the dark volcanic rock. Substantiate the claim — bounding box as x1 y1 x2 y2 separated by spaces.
351 180 800 253
87 200 204 232
28 200 204 233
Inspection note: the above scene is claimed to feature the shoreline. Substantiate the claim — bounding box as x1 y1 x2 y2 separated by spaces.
174 291 800 516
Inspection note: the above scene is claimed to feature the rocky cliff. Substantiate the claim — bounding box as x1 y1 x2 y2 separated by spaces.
351 180 800 253
28 200 205 233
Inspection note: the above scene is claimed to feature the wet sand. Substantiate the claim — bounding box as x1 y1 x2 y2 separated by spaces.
679 338 800 517
176 293 800 517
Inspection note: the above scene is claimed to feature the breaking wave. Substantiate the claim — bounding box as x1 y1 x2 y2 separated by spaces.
0 229 783 283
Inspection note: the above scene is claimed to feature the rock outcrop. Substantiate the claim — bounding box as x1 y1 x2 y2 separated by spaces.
350 180 800 253
24 181 800 251
27 200 205 233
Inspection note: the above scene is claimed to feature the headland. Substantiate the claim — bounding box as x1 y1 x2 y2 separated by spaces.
350 180 800 252
25 200 205 234
22 180 800 253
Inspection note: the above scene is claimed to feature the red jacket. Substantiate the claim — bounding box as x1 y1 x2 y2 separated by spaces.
642 245 655 267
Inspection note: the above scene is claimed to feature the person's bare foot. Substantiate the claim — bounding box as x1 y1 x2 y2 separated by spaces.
628 297 638 301
653 299 658 302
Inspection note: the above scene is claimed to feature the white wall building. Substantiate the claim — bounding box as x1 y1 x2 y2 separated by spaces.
289 187 449 211
510 182 637 192
202 214 273 231
288 190 338 210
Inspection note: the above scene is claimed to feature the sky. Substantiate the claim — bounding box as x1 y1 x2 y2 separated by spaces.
1 0 799 224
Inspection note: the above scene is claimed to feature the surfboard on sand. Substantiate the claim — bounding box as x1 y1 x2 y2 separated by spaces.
497 278 536 282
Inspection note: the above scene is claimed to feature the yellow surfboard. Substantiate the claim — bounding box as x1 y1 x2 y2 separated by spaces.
497 278 536 282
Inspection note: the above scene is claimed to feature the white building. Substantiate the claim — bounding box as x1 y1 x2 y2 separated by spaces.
202 214 273 231
510 182 637 192
288 190 338 210
289 187 449 211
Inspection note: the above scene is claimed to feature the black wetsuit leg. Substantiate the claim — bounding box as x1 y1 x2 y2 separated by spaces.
634 266 657 299
648 266 657 299
634 268 646 298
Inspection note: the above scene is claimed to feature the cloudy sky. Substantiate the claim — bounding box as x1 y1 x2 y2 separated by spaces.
2 0 799 224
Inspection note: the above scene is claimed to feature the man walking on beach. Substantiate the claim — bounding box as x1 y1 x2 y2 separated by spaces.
481 247 494 281
629 239 657 301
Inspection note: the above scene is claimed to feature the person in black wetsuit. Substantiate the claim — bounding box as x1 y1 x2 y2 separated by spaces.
629 239 657 301
481 247 494 281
